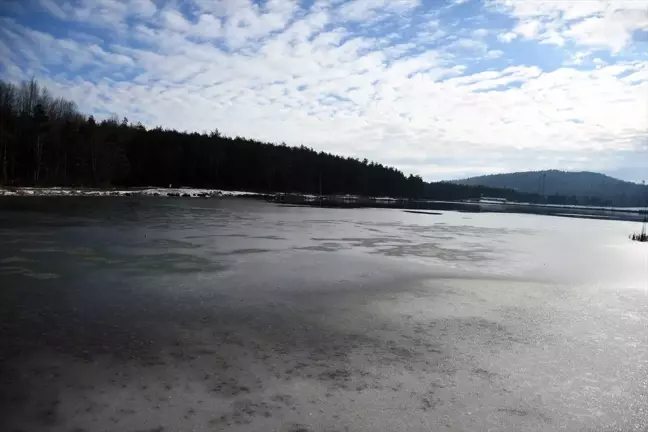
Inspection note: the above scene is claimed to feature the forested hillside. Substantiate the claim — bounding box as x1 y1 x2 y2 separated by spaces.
453 170 648 207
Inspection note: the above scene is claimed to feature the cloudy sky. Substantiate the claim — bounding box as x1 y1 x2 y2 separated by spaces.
1 0 647 181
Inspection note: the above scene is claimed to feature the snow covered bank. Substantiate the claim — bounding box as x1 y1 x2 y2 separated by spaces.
0 188 402 205
0 187 266 198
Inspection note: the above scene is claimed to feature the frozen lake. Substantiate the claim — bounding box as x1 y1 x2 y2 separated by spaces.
1 198 647 431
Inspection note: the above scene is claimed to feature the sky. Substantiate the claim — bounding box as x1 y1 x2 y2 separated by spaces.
0 0 647 182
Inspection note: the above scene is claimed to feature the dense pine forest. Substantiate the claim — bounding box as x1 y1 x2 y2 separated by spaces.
0 79 625 206
0 79 428 196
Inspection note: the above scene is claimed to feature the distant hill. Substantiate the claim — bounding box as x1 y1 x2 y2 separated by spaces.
450 170 648 207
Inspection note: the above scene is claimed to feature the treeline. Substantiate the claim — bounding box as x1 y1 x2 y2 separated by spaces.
422 182 613 206
0 79 428 196
0 78 614 205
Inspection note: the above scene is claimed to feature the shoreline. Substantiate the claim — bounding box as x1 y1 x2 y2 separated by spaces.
1 187 645 224
0 186 265 198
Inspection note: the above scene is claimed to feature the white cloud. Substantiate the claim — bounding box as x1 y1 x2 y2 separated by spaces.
485 50 504 59
497 31 517 43
193 14 223 39
568 51 591 65
39 0 67 19
514 20 540 38
452 38 488 52
491 0 648 52
73 0 129 27
217 0 301 48
337 0 420 22
472 28 489 38
132 0 156 17
87 44 134 65
2 0 647 179
564 13 642 53
163 9 192 32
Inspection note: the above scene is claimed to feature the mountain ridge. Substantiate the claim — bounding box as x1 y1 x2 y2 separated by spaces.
450 170 648 207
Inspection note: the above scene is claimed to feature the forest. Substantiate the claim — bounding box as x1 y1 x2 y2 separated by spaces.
0 79 616 206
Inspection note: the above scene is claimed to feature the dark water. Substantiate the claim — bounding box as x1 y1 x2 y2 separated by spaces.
1 197 647 432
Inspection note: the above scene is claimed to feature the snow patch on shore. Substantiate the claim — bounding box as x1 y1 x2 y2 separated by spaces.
0 187 265 198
